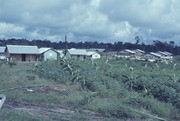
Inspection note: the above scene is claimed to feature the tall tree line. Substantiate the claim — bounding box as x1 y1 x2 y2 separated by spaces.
0 38 180 55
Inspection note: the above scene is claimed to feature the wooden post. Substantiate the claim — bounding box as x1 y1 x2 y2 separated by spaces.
65 35 68 57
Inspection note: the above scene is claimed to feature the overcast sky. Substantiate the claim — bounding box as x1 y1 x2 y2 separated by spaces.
0 0 180 45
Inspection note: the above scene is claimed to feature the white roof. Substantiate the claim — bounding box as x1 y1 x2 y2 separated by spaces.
0 47 5 53
39 47 59 54
87 49 105 52
125 49 136 54
158 51 173 56
6 45 40 54
68 49 87 55
135 49 145 53
56 50 63 54
87 52 96 56
39 47 51 54
150 52 161 57
161 56 173 59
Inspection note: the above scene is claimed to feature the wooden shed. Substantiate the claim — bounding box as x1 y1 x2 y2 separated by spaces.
5 45 40 62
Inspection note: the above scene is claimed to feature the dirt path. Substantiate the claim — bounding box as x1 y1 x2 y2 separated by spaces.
4 100 168 121
4 100 125 121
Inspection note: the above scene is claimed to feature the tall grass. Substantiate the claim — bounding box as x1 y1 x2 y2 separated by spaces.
0 109 52 121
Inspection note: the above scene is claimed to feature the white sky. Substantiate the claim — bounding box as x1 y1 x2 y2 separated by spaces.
0 0 180 45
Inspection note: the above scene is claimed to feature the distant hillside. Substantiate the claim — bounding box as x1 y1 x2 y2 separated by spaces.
0 38 180 55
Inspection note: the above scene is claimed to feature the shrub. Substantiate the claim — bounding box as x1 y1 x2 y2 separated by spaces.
85 97 141 118
139 96 179 119
8 60 17 67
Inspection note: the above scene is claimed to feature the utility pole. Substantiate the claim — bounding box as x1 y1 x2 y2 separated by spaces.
65 35 68 56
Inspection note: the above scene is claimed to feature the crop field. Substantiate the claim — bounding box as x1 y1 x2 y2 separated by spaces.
0 57 180 121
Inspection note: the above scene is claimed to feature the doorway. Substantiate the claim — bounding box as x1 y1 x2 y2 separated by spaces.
22 54 26 61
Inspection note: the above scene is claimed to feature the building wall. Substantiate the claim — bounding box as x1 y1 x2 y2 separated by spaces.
71 55 86 59
118 51 135 57
58 52 64 58
9 54 38 62
134 52 145 60
91 53 101 59
10 54 22 61
0 53 6 59
65 51 71 59
26 54 37 61
143 54 161 62
5 49 10 58
43 49 58 61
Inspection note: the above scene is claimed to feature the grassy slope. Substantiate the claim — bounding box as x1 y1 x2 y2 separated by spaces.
0 58 180 121
0 63 127 121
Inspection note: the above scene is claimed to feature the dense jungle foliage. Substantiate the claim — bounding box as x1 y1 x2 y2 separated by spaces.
1 38 180 55
35 57 180 120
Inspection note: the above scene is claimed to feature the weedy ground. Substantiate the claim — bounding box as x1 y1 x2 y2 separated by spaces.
0 57 179 121
0 63 131 121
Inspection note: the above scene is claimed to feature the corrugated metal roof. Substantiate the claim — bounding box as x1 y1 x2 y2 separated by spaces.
0 47 5 53
39 47 51 54
87 52 96 56
56 50 64 57
39 47 59 54
164 51 172 55
150 52 161 57
7 45 40 54
135 49 145 53
87 49 105 52
158 51 173 56
56 50 63 54
68 49 87 55
125 49 136 54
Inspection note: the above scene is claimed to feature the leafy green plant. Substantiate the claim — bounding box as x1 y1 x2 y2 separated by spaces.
8 60 17 67
34 58 180 120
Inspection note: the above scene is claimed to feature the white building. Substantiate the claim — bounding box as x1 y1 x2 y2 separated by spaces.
87 52 101 59
56 50 64 58
66 48 101 59
39 48 59 61
157 51 173 63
